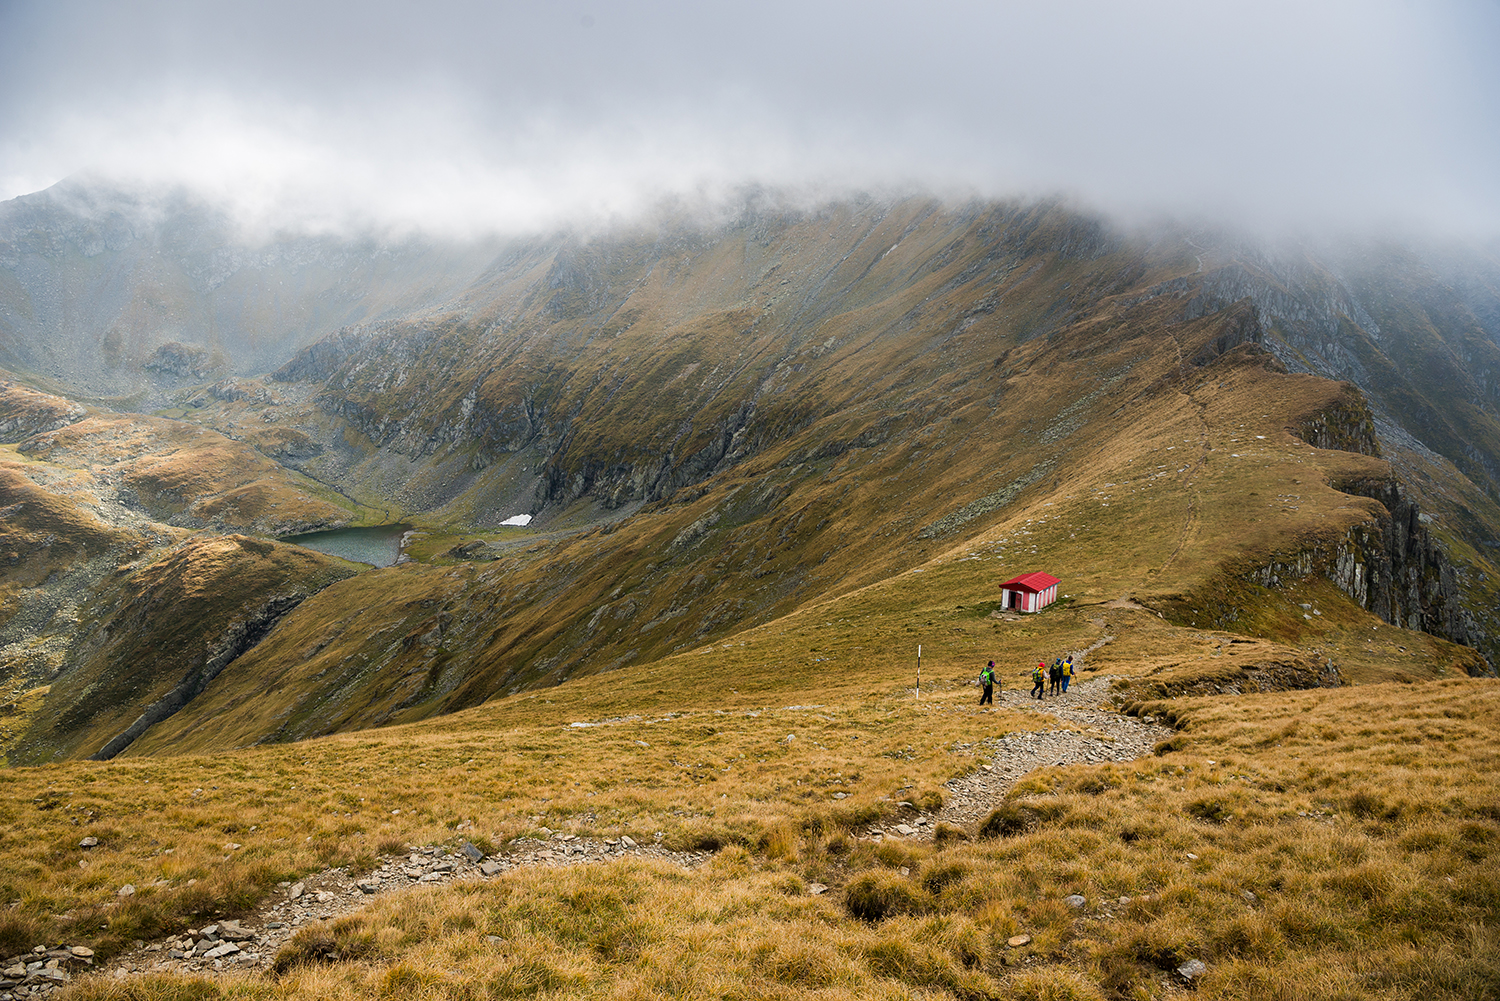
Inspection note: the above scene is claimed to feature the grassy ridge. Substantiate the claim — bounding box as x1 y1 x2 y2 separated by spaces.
1 518 1488 980
9 536 360 765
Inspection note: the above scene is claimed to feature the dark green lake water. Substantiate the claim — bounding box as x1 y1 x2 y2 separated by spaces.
280 524 409 567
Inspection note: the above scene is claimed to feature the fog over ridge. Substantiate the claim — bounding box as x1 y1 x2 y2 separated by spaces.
1 0 1497 241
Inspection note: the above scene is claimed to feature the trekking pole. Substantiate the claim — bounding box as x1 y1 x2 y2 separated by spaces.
916 644 921 701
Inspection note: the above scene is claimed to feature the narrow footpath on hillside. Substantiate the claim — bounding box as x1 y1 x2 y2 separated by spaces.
931 675 1172 828
21 677 1169 994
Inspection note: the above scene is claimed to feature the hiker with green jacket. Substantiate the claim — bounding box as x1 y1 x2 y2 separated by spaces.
979 661 996 706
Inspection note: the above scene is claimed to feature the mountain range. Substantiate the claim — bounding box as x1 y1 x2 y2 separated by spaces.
1 182 1498 766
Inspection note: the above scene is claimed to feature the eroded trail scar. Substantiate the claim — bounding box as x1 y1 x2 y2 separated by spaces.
88 840 710 982
935 676 1173 828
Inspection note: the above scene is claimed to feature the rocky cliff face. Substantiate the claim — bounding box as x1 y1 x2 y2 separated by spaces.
1329 477 1490 670
1245 471 1494 675
1294 385 1381 456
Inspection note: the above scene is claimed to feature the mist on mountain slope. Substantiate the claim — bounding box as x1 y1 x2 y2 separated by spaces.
1 0 1497 242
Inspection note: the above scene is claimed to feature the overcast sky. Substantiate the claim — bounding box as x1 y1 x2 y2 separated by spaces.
1 0 1496 239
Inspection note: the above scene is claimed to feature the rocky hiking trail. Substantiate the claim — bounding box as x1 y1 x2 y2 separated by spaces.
18 677 1169 995
932 675 1172 829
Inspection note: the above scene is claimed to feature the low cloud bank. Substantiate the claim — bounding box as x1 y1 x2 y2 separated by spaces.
1 0 1495 241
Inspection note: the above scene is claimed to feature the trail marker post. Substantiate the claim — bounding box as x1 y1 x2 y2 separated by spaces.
916 644 921 700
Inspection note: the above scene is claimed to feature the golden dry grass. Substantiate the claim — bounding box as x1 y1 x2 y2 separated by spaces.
32 678 1500 1001
0 666 1029 962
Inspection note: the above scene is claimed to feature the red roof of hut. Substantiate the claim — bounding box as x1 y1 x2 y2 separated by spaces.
1000 572 1060 592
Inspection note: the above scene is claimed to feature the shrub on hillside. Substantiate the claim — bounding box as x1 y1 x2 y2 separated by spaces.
272 915 379 976
915 788 945 812
0 913 43 959
919 859 970 896
1186 796 1234 824
844 871 926 921
862 934 994 997
979 802 1040 839
1004 968 1107 1001
931 821 969 847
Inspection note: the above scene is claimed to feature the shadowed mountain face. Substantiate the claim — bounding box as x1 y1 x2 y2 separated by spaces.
0 181 504 402
2 189 1497 763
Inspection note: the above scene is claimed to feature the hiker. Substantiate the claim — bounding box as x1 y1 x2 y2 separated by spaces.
979 660 996 706
1031 661 1046 699
1049 659 1062 696
1062 656 1074 693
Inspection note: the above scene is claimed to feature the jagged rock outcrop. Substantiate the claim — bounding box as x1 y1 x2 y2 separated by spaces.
1330 477 1485 654
1248 475 1493 675
1295 386 1381 456
0 378 87 442
1187 299 1265 367
143 341 225 380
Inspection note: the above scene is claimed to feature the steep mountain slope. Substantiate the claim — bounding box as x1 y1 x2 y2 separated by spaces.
12 534 359 764
0 374 370 763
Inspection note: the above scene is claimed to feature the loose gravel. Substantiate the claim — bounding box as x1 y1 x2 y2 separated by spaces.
936 674 1173 827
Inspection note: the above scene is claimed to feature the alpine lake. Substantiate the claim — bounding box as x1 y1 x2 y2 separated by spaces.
279 523 410 568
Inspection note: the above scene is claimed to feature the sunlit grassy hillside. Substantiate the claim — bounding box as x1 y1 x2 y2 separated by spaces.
2 606 1495 999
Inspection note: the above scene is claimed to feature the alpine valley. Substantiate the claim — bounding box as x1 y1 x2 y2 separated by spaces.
1 180 1498 1000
